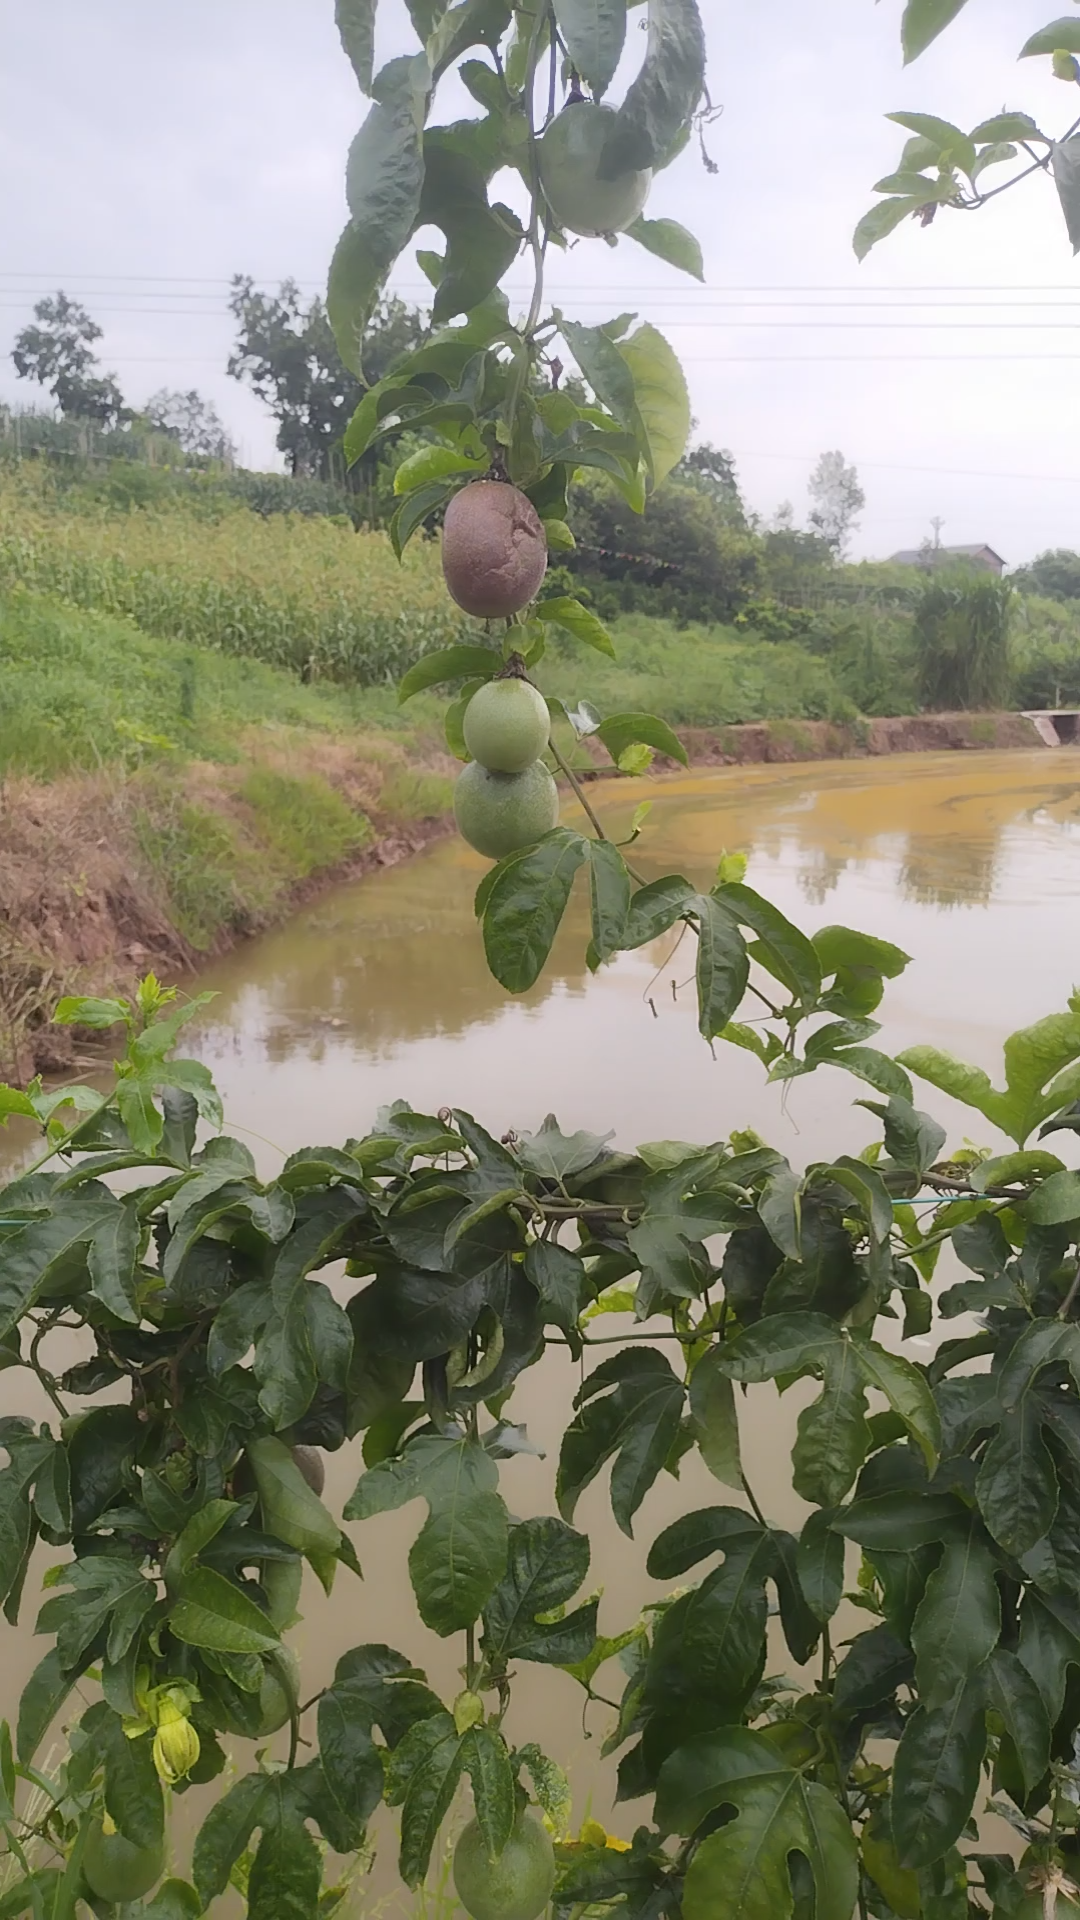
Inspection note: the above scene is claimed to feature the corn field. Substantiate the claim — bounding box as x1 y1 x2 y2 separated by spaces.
0 474 468 685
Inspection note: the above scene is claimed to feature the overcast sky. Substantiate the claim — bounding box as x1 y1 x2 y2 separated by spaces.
3 0 1080 564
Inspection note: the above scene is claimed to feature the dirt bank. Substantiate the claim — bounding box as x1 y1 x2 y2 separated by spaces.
1 708 1053 1083
658 709 1044 768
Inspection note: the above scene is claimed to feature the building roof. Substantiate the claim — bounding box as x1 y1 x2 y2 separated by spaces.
889 543 1006 566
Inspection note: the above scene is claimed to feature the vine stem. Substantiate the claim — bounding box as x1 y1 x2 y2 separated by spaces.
547 734 651 886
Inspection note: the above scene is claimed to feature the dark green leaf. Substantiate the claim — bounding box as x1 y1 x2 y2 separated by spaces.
87 1199 141 1323
247 1812 322 1920
316 1682 384 1843
796 1508 845 1625
522 1239 590 1330
193 1773 271 1907
910 1517 1001 1710
976 1399 1058 1556
385 1711 466 1886
688 1348 742 1490
794 1340 871 1509
588 840 631 963
662 1728 859 1920
556 1347 684 1537
622 874 696 949
982 1647 1050 1794
481 1516 596 1666
891 1677 987 1868
481 830 590 994
96 1706 164 1848
645 1532 777 1720
346 1434 508 1635
695 896 750 1039
832 1624 914 1720
16 1646 85 1764
460 1725 515 1861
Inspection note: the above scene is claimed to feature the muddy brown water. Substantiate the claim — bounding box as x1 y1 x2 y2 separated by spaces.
4 748 1080 1901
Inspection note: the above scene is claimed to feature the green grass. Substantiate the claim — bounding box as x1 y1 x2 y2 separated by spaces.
239 767 371 876
537 613 857 727
0 588 434 780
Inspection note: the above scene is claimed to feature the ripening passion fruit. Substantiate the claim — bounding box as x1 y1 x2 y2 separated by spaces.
83 1823 166 1904
454 760 559 860
538 100 652 238
441 481 548 619
291 1444 325 1497
463 679 551 773
453 1813 556 1920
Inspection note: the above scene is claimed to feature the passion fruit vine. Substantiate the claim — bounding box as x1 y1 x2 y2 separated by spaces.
441 480 547 619
452 1813 556 1920
538 100 652 238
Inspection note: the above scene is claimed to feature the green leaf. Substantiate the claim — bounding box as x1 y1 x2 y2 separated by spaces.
600 0 706 175
976 1398 1058 1556
901 0 971 62
537 594 617 658
596 711 688 769
247 1436 342 1558
316 1681 384 1843
53 995 130 1029
481 831 590 994
901 1013 1080 1145
336 0 377 91
193 1774 271 1907
688 1348 743 1490
1021 16 1080 55
982 1647 1050 1794
94 1705 164 1849
886 111 977 173
813 925 910 980
0 1088 37 1122
622 874 696 948
1027 1168 1080 1225
419 132 525 325
390 478 457 557
556 1348 685 1536
16 1645 84 1764
660 1728 859 1920
796 1508 845 1625
398 644 497 702
169 1567 281 1654
645 1526 776 1718
335 53 430 368
522 1239 590 1330
910 1517 1001 1711
87 1199 141 1324
891 1677 987 1868
385 1711 466 1886
715 884 822 1003
460 1726 515 1861
143 1880 202 1920
551 0 626 96
393 444 483 492
616 324 691 488
852 1339 940 1473
481 1516 596 1666
515 1115 611 1181
853 195 925 261
626 214 704 279
248 1813 322 1920
794 1339 870 1509
970 112 1045 142
346 1434 508 1635
588 840 631 963
695 896 750 1040
0 1191 115 1341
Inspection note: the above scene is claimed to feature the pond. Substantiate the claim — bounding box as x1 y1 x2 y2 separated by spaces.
4 747 1080 1888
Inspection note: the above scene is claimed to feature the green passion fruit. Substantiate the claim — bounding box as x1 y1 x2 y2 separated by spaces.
463 679 551 773
83 1823 166 1904
452 1813 556 1920
454 760 559 860
441 480 547 619
994 1893 1080 1920
538 100 652 238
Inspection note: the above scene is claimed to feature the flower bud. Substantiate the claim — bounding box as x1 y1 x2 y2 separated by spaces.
152 1700 201 1785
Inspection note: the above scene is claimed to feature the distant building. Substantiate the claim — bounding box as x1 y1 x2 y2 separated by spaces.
889 543 1006 575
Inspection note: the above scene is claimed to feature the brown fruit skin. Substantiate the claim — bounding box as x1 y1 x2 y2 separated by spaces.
292 1445 325 1497
442 480 547 618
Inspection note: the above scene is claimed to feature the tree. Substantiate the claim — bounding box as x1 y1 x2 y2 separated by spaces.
1012 548 1080 602
226 278 423 480
144 388 235 462
11 291 127 425
673 442 747 526
566 469 759 621
807 448 865 557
